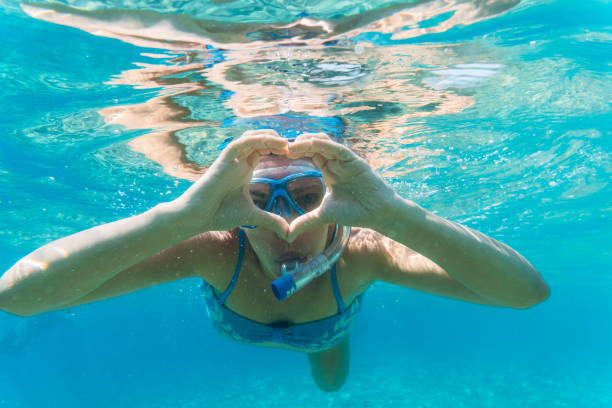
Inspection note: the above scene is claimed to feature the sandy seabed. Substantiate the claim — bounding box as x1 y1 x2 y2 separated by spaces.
138 360 611 408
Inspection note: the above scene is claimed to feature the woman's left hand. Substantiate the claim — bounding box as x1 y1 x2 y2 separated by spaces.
286 133 400 242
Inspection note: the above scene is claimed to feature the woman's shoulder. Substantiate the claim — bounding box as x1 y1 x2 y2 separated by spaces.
341 226 418 287
189 229 241 288
346 226 417 256
345 227 402 256
337 227 389 293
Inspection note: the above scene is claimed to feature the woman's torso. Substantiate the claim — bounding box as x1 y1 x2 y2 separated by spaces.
195 228 373 352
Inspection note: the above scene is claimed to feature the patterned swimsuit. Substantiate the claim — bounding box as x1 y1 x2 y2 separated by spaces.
201 229 364 352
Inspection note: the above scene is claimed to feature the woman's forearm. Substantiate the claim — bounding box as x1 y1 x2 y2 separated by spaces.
371 196 549 308
0 202 192 316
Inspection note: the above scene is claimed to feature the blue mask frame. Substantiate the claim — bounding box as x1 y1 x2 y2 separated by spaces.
242 170 324 229
250 170 325 215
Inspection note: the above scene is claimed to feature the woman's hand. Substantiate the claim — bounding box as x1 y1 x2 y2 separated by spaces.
286 133 401 242
169 130 290 238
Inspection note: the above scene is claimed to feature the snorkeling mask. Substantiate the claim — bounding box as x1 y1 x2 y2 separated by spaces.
248 169 325 217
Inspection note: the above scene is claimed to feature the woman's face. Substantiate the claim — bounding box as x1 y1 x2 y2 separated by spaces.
243 155 330 279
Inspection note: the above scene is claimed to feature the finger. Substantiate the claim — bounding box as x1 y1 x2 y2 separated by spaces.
242 129 281 138
249 209 290 239
287 133 330 159
293 132 331 143
222 134 288 162
286 137 316 159
311 153 327 172
289 137 355 162
287 210 326 243
235 135 288 160
246 151 261 168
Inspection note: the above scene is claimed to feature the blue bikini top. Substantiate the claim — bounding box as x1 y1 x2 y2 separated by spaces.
201 229 364 352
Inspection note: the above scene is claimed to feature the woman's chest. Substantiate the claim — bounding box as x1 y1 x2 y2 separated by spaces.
215 257 365 326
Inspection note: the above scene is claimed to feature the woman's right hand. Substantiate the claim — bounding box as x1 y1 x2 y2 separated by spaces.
168 130 290 238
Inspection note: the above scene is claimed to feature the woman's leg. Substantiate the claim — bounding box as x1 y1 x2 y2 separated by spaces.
306 335 350 392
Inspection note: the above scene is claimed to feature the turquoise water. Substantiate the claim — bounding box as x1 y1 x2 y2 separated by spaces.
0 0 611 406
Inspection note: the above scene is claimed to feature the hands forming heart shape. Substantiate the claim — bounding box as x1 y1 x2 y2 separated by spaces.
175 129 400 242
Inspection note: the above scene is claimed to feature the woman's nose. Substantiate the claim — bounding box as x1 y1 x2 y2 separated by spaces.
273 197 299 222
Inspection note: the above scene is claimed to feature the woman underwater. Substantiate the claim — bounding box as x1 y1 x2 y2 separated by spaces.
0 130 549 392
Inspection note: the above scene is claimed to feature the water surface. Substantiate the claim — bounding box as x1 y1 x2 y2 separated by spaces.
0 0 611 406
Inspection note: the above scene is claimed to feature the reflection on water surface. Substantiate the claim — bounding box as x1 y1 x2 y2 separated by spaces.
22 0 518 181
8 0 610 266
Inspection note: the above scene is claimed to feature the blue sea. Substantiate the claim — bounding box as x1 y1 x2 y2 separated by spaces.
0 0 611 406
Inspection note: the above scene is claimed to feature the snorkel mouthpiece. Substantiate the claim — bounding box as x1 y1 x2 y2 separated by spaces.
281 258 301 275
271 226 350 301
271 269 297 301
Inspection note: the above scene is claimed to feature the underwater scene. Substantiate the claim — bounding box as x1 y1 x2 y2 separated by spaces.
0 0 610 406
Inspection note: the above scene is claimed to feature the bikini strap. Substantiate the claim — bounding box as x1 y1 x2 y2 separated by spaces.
218 229 246 305
331 264 345 313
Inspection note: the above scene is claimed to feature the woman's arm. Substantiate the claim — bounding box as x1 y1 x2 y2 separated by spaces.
43 231 234 312
345 228 506 307
0 131 290 316
286 133 549 309
0 203 204 317
366 199 549 309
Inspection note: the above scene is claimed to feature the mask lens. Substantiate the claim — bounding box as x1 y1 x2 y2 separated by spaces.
287 177 325 212
248 183 272 210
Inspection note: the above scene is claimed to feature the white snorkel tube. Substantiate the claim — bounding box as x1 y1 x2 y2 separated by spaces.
271 225 351 301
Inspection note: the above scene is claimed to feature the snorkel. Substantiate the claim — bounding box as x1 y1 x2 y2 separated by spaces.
271 224 351 301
